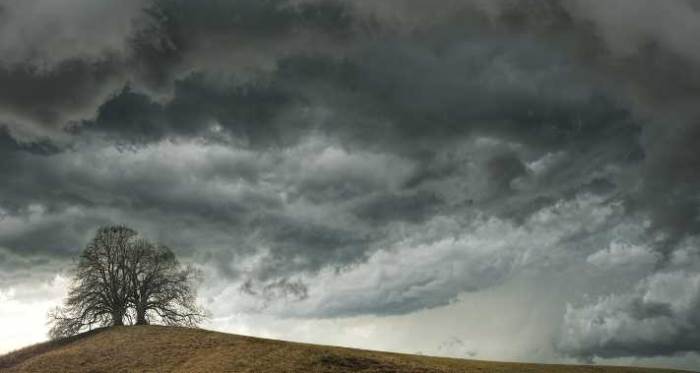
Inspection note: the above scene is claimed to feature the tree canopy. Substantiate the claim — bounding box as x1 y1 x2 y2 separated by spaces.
48 226 206 339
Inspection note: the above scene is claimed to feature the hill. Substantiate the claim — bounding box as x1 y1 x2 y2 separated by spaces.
0 326 688 372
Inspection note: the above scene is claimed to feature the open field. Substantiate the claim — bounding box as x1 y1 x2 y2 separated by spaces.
0 326 689 373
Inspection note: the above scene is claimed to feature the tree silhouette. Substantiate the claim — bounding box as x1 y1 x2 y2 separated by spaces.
48 226 206 339
127 239 204 326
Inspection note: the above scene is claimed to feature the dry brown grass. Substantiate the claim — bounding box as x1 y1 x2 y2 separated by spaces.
0 326 688 373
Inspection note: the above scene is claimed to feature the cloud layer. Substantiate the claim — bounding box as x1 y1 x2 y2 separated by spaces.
1 0 700 367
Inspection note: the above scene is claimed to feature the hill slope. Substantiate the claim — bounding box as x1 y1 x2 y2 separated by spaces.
0 326 688 372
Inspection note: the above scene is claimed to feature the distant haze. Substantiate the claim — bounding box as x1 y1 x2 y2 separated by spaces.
1 1 700 370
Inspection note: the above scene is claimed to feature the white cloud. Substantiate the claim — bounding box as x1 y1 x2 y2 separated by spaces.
558 270 700 359
0 274 68 354
203 193 619 318
587 241 660 269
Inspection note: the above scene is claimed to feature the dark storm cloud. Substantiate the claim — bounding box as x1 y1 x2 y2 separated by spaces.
126 0 354 89
1 0 645 269
0 5 638 246
352 191 443 224
485 152 527 194
83 33 641 164
249 212 371 277
0 58 121 128
140 0 353 41
0 0 145 138
0 0 355 137
630 123 700 257
0 210 107 257
85 73 296 146
239 277 309 302
274 42 614 153
2 0 700 362
0 126 60 156
0 143 278 232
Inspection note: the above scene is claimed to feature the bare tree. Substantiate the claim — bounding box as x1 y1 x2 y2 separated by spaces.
48 226 136 339
48 225 206 339
127 239 205 326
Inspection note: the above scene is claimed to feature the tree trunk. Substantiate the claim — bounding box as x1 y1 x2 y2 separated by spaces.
136 305 148 325
112 311 124 326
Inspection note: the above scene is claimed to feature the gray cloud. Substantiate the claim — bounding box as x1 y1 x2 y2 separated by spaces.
558 269 700 360
84 72 297 146
245 193 625 318
351 191 443 225
125 0 356 90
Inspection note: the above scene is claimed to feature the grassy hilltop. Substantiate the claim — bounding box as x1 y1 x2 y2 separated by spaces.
0 326 688 373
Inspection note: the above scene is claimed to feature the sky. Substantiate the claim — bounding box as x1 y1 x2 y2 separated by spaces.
1 0 700 370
